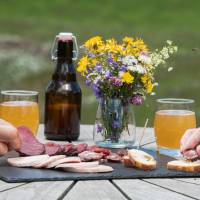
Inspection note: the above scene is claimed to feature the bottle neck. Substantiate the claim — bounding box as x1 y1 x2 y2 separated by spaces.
57 39 73 63
52 61 77 82
52 39 77 82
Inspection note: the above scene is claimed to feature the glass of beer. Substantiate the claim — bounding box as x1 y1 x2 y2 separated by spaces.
154 98 196 157
0 90 39 135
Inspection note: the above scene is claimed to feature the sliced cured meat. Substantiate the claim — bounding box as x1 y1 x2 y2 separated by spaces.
182 149 199 161
44 142 62 156
116 149 128 157
7 155 49 167
61 144 78 156
34 155 66 168
61 143 73 154
76 143 88 154
47 157 81 168
89 146 110 157
17 126 45 156
78 151 103 161
60 165 113 173
55 161 99 169
106 153 121 162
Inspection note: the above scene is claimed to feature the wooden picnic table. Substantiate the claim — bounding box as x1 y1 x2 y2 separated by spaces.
0 125 200 200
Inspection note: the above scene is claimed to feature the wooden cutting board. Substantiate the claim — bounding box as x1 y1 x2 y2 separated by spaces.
0 148 200 183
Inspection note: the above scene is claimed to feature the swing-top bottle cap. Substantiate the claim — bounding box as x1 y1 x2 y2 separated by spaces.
51 32 79 61
58 32 73 41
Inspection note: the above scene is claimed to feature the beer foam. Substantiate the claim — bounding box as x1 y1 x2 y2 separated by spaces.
0 101 37 107
156 110 195 116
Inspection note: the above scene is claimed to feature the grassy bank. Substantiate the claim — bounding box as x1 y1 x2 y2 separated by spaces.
0 0 200 126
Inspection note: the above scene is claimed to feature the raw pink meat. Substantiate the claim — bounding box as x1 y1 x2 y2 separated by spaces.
17 126 45 156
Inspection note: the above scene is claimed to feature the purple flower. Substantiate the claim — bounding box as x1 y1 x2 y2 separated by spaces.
95 64 102 72
130 95 143 105
88 53 95 58
97 124 103 133
93 85 101 99
106 58 113 63
104 71 110 79
85 80 91 86
110 76 123 86
112 121 120 129
86 68 92 73
120 65 126 72
106 58 118 68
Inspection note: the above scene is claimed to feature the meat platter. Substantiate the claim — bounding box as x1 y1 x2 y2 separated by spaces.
1 126 200 183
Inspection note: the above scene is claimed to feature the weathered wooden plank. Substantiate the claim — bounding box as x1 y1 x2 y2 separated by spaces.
144 178 200 199
37 125 155 146
0 180 26 192
0 181 73 200
64 180 127 200
113 179 192 200
175 178 200 185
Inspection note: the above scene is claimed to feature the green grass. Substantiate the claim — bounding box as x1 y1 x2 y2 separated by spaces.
0 0 200 126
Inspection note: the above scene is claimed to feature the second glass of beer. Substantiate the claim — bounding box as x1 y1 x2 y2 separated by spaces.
154 98 196 157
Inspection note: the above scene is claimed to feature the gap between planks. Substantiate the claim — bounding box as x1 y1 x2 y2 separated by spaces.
142 179 199 200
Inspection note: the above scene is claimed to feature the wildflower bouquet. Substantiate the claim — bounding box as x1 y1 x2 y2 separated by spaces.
77 36 177 105
77 36 177 147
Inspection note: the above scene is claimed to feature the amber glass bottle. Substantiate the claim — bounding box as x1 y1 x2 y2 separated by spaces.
44 33 81 141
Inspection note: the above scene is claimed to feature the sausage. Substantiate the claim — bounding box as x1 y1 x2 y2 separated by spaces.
0 142 8 156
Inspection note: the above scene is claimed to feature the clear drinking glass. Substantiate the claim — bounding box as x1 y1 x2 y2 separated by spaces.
0 90 39 135
154 98 196 157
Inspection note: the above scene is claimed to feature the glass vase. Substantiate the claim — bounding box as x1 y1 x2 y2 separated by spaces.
93 98 136 148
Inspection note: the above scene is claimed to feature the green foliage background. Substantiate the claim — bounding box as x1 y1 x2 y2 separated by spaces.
0 0 200 126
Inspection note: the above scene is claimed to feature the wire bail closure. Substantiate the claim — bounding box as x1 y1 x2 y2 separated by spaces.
51 32 79 61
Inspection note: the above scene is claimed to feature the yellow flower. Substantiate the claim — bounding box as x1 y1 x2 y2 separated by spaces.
104 39 123 54
141 75 153 93
91 58 97 66
141 75 148 84
84 36 104 53
147 81 153 93
123 36 134 45
122 72 134 84
77 56 89 75
122 38 148 57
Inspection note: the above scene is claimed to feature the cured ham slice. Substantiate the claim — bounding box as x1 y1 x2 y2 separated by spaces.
55 161 99 169
47 157 81 168
78 151 103 161
34 155 66 168
17 126 45 156
44 142 62 156
7 155 49 167
88 146 110 157
61 165 113 173
76 143 88 154
106 153 121 162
